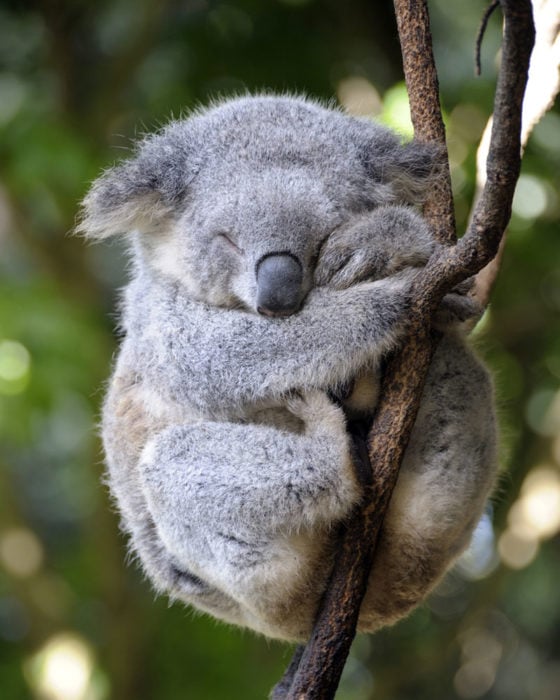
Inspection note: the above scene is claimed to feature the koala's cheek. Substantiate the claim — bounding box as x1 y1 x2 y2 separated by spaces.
192 243 248 308
230 272 258 311
144 233 187 284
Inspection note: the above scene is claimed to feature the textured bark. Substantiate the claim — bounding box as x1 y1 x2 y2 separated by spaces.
273 2 534 698
393 0 456 245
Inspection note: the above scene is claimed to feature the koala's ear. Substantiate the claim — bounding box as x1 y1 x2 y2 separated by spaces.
385 139 443 204
363 131 443 206
77 126 194 239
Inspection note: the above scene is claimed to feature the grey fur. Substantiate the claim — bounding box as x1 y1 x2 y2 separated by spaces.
79 95 497 642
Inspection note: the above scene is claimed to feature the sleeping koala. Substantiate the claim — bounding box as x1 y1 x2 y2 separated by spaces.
79 95 497 642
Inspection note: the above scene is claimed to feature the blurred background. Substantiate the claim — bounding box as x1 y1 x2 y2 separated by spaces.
1 0 559 698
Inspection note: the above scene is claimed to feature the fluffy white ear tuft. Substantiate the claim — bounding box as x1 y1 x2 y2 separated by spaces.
77 174 170 239
76 161 176 240
76 123 194 239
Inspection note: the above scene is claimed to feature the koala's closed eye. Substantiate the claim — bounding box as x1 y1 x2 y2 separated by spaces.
217 232 244 255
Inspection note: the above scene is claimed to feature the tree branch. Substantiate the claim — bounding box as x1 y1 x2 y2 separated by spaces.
393 0 456 244
473 0 560 306
273 2 534 698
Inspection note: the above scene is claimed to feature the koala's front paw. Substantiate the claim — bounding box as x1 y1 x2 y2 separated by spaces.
315 228 391 290
286 389 347 438
315 207 437 291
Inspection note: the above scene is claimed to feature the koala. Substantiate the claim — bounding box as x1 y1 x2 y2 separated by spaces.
79 95 497 642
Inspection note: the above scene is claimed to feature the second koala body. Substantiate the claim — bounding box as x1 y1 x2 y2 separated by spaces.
81 95 497 642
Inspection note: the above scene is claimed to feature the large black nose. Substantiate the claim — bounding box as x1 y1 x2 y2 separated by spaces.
256 253 303 317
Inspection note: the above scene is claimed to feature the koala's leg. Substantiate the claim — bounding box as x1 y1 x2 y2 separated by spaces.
125 515 249 623
359 333 497 631
137 390 359 629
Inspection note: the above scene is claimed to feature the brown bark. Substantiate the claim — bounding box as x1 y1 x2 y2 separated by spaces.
273 1 534 698
393 0 456 245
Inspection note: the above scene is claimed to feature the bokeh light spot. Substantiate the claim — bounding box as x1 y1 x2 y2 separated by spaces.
500 466 560 570
525 388 560 437
0 527 44 578
498 529 539 570
457 511 498 580
519 467 560 539
454 659 497 698
24 633 97 700
379 83 413 137
512 174 549 220
337 77 382 117
450 104 487 143
0 339 31 395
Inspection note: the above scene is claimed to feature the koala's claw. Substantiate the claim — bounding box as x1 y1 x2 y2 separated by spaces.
434 290 483 328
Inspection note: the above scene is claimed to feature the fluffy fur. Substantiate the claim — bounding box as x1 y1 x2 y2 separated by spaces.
79 95 497 642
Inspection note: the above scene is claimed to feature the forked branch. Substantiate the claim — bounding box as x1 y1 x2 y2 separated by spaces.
273 2 534 698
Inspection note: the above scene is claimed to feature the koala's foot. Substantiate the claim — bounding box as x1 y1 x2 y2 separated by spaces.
286 388 349 439
435 284 483 328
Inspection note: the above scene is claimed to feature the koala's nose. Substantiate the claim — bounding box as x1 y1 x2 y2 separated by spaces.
256 253 304 317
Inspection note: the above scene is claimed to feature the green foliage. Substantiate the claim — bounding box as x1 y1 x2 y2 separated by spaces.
0 1 559 698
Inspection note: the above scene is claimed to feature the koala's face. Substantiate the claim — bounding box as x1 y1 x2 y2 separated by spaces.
79 96 438 316
146 167 343 315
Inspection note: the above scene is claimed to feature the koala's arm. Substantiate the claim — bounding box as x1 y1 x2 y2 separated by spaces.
315 205 482 326
132 272 415 414
315 205 438 289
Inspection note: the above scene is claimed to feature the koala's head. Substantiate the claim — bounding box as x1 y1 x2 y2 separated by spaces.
79 95 439 317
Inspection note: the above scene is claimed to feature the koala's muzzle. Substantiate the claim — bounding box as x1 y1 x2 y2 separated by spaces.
256 253 304 317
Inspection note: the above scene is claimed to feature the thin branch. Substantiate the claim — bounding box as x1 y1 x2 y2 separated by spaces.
274 2 534 698
393 0 457 243
473 0 560 306
476 1 501 76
